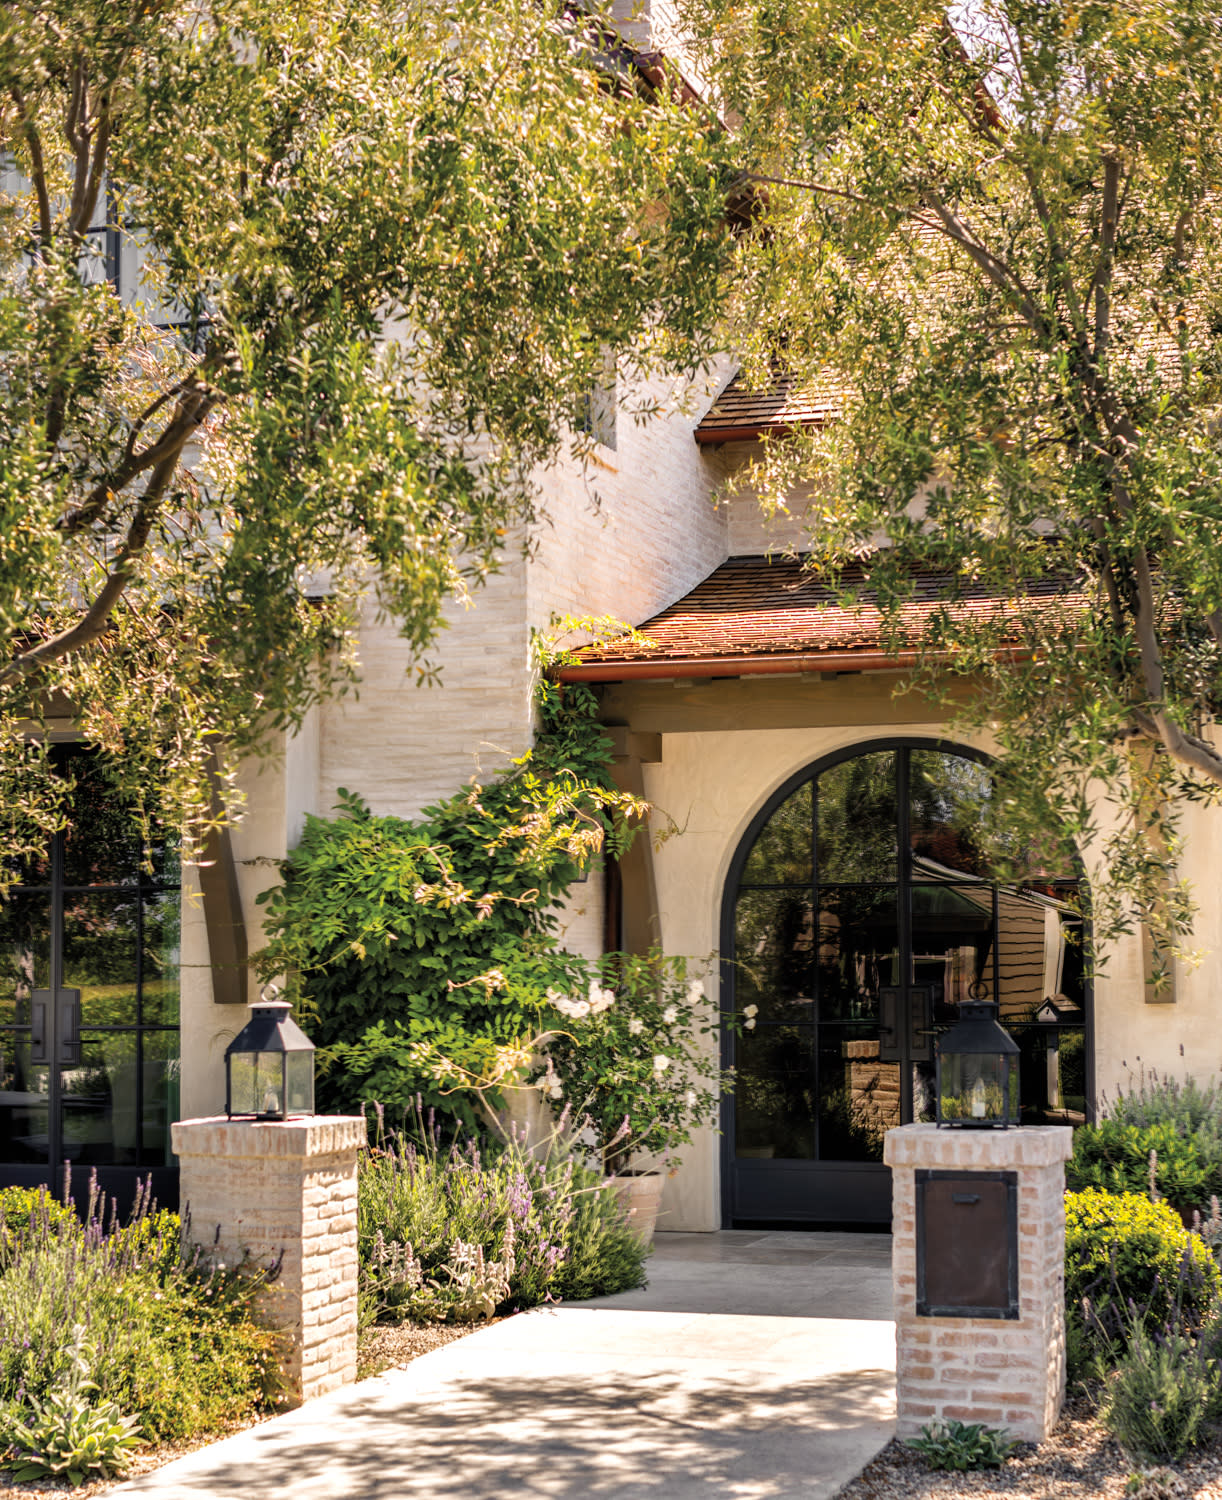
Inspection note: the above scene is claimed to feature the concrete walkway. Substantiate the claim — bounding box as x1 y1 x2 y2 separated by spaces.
113 1230 896 1500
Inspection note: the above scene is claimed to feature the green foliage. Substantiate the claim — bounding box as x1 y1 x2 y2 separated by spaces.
678 0 1222 954
534 950 731 1173
0 0 732 860
1068 1121 1211 1216
1098 1322 1221 1462
907 1420 1018 1471
257 674 642 1126
357 1126 646 1328
1064 1190 1220 1376
2 1327 142 1486
1069 1074 1222 1216
0 1185 278 1452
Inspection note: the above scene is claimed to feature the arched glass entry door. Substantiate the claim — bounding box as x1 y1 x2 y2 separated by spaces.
721 740 1087 1226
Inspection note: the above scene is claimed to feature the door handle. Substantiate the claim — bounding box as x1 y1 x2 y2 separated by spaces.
30 991 48 1064
57 989 81 1066
29 988 80 1066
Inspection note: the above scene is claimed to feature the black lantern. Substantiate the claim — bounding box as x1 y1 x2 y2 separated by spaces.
225 988 315 1121
935 995 1020 1128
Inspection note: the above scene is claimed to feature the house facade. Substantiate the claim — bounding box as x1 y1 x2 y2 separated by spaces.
5 56 1220 1226
162 361 1220 1231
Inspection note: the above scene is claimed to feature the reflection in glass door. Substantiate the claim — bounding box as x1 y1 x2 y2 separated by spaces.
721 740 1087 1227
0 753 180 1210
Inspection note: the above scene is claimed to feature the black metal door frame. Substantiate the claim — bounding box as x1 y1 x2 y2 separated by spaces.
0 757 180 1213
719 737 1002 1229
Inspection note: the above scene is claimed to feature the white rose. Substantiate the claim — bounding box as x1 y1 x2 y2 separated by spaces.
743 1004 759 1017
549 1084 564 1100
570 999 591 1019
744 1017 757 1031
685 1089 698 1108
653 1054 670 1077
599 986 617 1011
687 980 705 1003
628 1017 644 1035
663 1004 678 1025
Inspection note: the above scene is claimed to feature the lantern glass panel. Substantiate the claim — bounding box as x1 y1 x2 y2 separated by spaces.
285 1050 314 1116
940 1050 1012 1124
253 1052 287 1117
228 1050 258 1117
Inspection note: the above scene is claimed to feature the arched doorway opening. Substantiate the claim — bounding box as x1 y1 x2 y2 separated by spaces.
719 738 1088 1227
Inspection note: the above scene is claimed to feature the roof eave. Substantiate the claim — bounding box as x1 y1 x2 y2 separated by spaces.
693 416 827 445
556 643 1026 683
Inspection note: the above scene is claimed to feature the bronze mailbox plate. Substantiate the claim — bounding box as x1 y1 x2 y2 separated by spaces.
915 1169 1019 1319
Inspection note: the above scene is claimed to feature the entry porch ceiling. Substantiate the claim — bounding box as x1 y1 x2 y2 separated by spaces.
555 554 1081 684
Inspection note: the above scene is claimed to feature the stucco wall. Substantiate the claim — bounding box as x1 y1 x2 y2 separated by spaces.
179 740 310 1119
1083 785 1222 1104
615 693 1222 1230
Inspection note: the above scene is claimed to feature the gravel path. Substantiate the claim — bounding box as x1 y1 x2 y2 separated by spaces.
0 1322 481 1499
840 1400 1222 1500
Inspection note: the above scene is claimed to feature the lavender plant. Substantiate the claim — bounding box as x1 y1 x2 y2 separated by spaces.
357 1117 646 1326
0 1177 279 1473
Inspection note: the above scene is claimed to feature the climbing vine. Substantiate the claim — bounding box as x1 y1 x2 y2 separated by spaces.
255 631 642 1128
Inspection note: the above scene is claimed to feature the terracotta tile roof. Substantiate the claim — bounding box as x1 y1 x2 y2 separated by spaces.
694 369 849 443
557 554 1081 681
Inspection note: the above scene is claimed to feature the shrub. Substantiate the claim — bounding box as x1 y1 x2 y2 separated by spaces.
1098 1322 1220 1461
907 1420 1018 1470
1064 1190 1220 1375
0 1182 279 1473
358 1125 646 1327
1068 1074 1222 1217
256 672 640 1129
1067 1120 1209 1216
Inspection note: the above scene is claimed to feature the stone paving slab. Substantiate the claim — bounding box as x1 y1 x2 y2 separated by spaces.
113 1310 895 1500
111 1232 897 1500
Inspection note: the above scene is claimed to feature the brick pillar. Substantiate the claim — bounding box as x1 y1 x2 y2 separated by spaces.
883 1123 1073 1443
172 1115 367 1406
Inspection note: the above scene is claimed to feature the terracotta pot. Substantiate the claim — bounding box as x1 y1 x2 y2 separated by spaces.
612 1170 665 1245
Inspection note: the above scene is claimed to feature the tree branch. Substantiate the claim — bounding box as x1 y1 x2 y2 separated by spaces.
917 194 1049 337
9 86 52 247
1091 154 1121 366
1129 545 1222 785
3 388 215 687
58 368 223 536
735 171 878 210
1022 163 1088 341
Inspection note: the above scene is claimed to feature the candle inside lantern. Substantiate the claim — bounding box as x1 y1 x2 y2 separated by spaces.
970 1078 987 1119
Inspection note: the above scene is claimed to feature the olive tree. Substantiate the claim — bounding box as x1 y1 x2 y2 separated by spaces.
0 0 731 861
683 0 1222 959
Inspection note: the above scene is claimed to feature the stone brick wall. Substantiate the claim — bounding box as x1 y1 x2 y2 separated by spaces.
173 1116 366 1406
884 1124 1073 1444
526 367 731 635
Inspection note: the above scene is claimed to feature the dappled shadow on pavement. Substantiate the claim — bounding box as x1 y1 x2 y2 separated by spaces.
131 1361 896 1499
